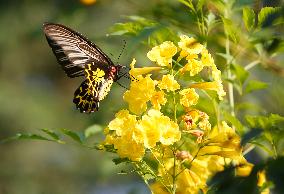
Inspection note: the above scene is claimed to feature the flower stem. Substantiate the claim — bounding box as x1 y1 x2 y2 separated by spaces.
226 37 235 117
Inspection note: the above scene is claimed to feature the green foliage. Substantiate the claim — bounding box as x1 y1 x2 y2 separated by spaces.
243 7 255 31
258 7 282 28
222 17 240 43
244 80 268 94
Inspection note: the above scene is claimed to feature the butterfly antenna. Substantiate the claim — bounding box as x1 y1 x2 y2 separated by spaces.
116 40 126 64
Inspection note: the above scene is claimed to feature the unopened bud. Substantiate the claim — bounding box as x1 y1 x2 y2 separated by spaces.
176 151 193 161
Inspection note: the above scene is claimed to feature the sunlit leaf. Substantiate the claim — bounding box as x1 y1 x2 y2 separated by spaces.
242 7 255 31
222 17 240 43
244 80 268 94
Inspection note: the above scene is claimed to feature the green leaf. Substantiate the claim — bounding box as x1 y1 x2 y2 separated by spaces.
179 0 195 11
241 128 263 145
206 12 218 33
60 129 83 144
197 0 206 10
242 7 255 31
84 124 103 138
112 157 130 165
223 111 245 135
41 128 60 140
231 64 249 94
258 7 281 28
222 17 240 43
244 80 268 94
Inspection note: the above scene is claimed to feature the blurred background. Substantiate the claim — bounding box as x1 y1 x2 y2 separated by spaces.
0 0 283 194
0 0 148 193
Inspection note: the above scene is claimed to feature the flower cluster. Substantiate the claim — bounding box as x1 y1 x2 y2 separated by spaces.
102 35 262 193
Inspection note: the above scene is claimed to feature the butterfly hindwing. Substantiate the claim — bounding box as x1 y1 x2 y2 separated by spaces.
73 63 115 113
43 23 114 78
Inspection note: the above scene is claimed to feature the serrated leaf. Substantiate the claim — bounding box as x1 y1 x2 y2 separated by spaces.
258 7 281 28
222 17 240 43
60 129 82 144
84 124 103 138
245 80 268 94
41 128 60 140
243 7 255 31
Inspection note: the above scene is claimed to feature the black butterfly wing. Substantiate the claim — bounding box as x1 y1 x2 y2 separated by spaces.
43 23 114 78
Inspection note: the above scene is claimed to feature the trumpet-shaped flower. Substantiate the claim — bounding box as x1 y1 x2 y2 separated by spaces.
191 80 226 100
129 58 161 77
147 41 177 67
158 74 180 92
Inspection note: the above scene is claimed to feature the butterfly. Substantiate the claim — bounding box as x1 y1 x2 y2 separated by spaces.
43 23 124 113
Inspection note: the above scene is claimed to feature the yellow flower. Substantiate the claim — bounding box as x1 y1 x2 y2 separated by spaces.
199 121 242 160
180 59 204 76
179 88 199 107
104 110 145 161
151 90 167 110
109 134 145 161
158 74 180 92
129 58 161 77
201 48 215 67
147 41 177 67
137 109 181 148
191 80 226 100
123 75 156 115
178 35 204 55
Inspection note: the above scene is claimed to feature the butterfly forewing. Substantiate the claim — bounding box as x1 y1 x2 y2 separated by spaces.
43 23 113 78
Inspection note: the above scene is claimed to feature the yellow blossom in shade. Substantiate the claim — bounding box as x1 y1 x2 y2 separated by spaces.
258 170 270 194
123 75 156 115
199 121 242 160
158 74 180 92
147 41 177 67
179 88 199 107
151 90 167 110
191 80 226 100
178 35 204 55
180 59 204 76
137 109 181 148
129 58 161 77
236 161 253 177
